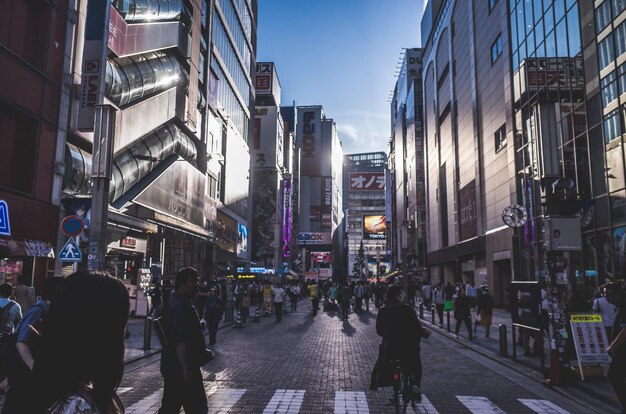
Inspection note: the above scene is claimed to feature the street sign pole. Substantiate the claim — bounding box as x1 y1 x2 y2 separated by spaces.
89 105 116 271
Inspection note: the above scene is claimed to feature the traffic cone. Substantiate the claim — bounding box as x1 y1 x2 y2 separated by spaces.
253 306 260 322
235 310 243 328
548 339 562 385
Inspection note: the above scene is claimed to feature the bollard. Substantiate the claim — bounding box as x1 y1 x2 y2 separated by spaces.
499 324 507 357
143 317 152 350
512 325 517 361
419 302 424 320
431 305 435 325
446 311 451 332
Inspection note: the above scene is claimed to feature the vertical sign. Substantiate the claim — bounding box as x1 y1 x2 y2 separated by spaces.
321 176 332 228
78 0 112 131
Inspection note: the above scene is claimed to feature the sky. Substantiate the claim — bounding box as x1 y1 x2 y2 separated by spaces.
256 0 426 155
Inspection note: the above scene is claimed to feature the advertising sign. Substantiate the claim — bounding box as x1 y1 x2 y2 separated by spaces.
251 170 277 266
511 281 542 329
298 108 321 175
298 232 332 245
215 211 237 253
0 259 22 285
570 314 611 367
459 180 477 241
363 215 387 240
350 172 385 191
321 177 332 228
237 223 248 259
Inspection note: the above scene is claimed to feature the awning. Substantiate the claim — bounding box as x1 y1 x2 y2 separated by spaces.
0 238 55 258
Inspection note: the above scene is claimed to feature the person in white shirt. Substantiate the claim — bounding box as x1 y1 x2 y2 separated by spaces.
466 282 478 308
593 289 617 340
422 283 432 309
272 284 285 322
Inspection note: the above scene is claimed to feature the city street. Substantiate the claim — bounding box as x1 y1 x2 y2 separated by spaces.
116 300 613 414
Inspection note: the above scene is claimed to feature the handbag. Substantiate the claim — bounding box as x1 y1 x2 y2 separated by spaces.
444 300 454 312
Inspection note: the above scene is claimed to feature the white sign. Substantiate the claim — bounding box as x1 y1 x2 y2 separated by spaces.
570 314 611 367
59 237 82 262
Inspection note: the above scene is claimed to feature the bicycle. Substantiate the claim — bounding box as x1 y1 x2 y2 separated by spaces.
390 360 420 414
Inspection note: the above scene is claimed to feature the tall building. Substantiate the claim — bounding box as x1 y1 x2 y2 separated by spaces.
578 0 626 283
389 48 426 278
421 0 516 304
344 152 388 279
295 106 344 281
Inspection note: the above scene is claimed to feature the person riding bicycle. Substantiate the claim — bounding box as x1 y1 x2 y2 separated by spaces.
374 284 430 401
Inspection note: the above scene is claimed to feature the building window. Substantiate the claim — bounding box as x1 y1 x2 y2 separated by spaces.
596 1 613 34
489 0 496 13
601 72 619 107
603 109 622 143
614 0 626 17
598 35 615 70
618 63 626 95
495 124 507 152
491 34 503 64
0 102 38 194
615 20 626 58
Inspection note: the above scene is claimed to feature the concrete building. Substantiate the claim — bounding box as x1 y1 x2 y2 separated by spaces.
421 0 516 304
389 48 427 279
295 106 344 281
344 152 388 280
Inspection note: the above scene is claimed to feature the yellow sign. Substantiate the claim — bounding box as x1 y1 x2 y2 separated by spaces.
570 314 602 323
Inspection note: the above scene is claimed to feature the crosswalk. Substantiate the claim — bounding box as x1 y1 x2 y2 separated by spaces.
122 387 573 413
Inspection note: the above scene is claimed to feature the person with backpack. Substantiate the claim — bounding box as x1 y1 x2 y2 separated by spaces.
0 283 22 336
2 276 63 414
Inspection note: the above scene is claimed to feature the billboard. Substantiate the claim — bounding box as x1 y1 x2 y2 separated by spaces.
298 108 321 175
363 215 386 240
458 180 477 241
349 172 385 191
321 176 332 228
237 223 248 259
251 170 277 266
298 232 332 245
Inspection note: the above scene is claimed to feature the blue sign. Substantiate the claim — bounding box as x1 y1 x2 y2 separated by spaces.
59 237 82 262
0 200 10 237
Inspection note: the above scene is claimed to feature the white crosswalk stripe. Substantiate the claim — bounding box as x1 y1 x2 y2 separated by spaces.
117 387 132 395
263 389 306 413
206 387 246 413
457 395 506 413
519 399 571 414
334 391 369 413
125 390 162 413
412 394 439 414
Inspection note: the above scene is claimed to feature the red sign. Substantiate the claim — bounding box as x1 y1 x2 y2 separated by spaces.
120 237 137 248
349 172 385 191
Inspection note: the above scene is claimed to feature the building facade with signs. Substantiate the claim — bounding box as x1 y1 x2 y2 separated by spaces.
344 153 388 279
421 0 516 305
389 48 426 278
295 106 344 281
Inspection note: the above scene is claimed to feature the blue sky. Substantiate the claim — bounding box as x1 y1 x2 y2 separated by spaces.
256 0 426 155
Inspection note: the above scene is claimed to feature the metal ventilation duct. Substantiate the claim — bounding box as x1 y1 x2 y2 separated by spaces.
105 53 186 107
114 0 185 22
63 123 197 201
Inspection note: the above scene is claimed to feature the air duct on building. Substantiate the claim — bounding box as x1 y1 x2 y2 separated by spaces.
105 53 187 108
63 123 197 201
114 0 185 22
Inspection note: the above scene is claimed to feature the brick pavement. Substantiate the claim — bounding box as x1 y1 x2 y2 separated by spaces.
114 299 615 413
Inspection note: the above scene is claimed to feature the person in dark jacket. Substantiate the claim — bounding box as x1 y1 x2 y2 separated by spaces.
476 286 494 338
204 288 223 345
454 288 474 340
374 285 430 398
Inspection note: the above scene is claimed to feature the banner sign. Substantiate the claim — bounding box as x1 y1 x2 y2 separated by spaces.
349 172 385 191
570 314 611 365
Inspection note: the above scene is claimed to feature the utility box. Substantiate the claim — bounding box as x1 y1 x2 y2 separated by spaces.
543 217 582 251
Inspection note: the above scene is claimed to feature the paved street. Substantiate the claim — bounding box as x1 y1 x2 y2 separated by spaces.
116 300 616 414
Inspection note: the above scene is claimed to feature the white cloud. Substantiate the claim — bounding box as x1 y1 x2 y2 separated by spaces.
335 111 390 155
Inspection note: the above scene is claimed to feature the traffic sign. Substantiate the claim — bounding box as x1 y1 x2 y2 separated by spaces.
61 215 84 237
0 200 10 237
59 237 82 262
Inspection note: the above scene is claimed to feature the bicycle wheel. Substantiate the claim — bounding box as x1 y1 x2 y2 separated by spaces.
400 371 409 414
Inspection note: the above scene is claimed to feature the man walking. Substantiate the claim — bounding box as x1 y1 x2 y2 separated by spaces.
593 286 617 340
422 282 432 310
204 287 222 345
159 267 209 414
354 282 364 314
339 282 353 321
272 283 285 322
476 286 494 338
433 283 445 328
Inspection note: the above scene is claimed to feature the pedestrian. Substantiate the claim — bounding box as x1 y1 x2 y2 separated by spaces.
363 282 371 311
28 271 128 414
239 286 251 322
328 282 338 303
272 283 285 322
476 286 494 338
290 283 301 311
422 282 432 309
158 267 212 414
310 282 319 316
593 285 617 340
605 283 626 413
2 276 63 414
354 282 364 314
454 288 474 340
148 282 163 318
196 278 211 318
339 282 353 321
204 287 223 345
0 283 22 335
444 281 455 301
433 283 445 327
467 281 478 309
373 283 382 309
407 280 417 308
12 277 33 315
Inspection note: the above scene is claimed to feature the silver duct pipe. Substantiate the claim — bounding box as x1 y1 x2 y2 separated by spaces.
63 123 197 201
105 53 186 107
114 0 185 22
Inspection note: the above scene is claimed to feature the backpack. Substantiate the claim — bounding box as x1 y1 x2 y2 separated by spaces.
0 301 25 377
0 301 16 335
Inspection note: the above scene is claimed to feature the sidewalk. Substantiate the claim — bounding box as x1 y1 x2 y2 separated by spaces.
418 301 619 408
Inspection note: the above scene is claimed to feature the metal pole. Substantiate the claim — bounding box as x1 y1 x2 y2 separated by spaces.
431 305 435 325
499 324 508 357
419 302 424 320
143 317 152 350
88 105 116 271
446 311 451 332
512 324 517 361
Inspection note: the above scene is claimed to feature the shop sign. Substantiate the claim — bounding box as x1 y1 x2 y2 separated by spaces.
120 237 137 249
511 281 541 329
215 211 237 253
0 200 11 237
349 172 385 191
297 232 332 245
570 314 611 366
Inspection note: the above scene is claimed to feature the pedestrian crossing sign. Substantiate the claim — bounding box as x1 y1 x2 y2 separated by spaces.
59 237 82 262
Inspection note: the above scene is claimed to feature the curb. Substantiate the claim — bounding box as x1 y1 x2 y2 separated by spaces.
420 314 617 414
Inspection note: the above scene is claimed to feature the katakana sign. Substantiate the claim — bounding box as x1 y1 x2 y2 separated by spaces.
349 172 385 191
